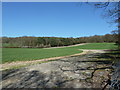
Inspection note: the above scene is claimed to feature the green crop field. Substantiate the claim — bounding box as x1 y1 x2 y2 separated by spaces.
2 43 117 63
68 43 117 50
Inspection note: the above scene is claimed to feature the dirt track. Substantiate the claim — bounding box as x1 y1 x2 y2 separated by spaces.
44 43 89 49
1 43 89 70
1 49 106 70
1 49 112 88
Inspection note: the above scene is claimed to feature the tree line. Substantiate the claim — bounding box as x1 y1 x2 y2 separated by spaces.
2 34 117 48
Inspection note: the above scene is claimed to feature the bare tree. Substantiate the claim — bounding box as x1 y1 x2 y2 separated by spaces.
93 1 120 47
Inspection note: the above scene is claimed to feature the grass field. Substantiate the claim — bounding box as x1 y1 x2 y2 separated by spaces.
2 43 117 63
68 43 117 50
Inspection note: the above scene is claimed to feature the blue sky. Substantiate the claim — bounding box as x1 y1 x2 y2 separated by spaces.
2 2 115 38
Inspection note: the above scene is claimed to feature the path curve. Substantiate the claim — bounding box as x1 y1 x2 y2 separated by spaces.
1 43 89 70
1 49 112 88
1 49 106 70
43 43 89 49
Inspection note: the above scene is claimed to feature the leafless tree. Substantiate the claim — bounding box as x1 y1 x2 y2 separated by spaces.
93 1 120 47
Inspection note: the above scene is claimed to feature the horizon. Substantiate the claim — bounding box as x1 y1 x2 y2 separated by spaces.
3 2 116 38
2 33 111 38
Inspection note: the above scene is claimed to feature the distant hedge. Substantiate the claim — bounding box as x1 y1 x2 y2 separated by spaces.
2 34 116 48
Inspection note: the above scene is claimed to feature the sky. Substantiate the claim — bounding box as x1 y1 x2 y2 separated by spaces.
2 2 116 38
